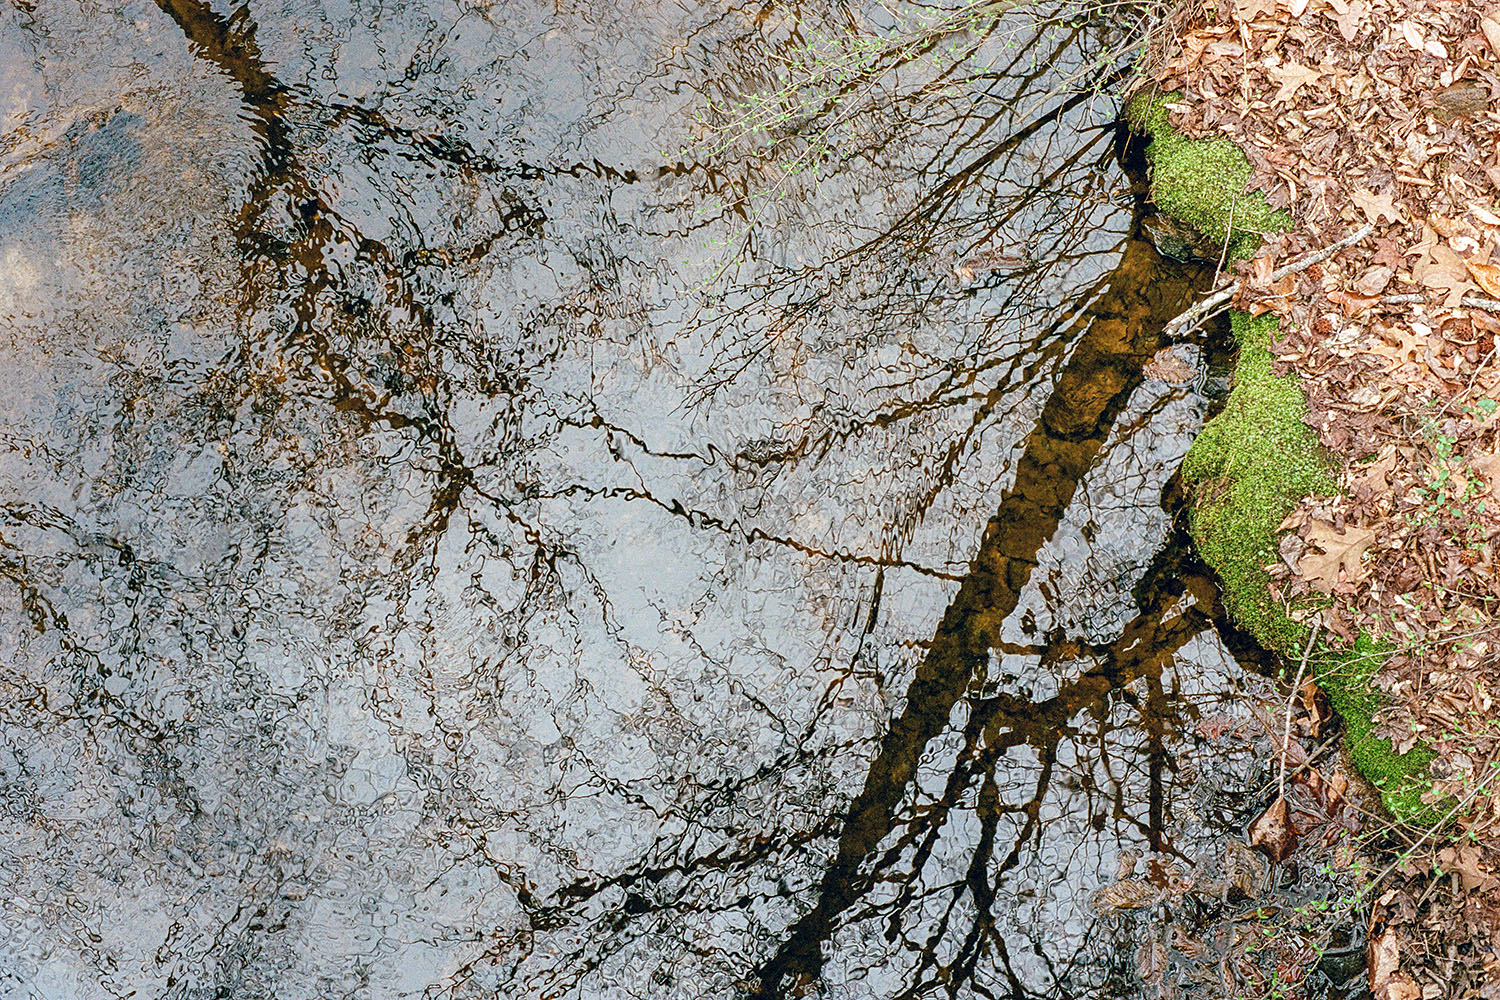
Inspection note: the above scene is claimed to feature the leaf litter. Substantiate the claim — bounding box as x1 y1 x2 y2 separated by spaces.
1142 0 1500 992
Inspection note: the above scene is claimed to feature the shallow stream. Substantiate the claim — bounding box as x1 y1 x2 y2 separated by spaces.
0 2 1310 997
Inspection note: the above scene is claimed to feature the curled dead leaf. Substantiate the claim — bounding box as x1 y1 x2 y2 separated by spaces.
1249 795 1297 862
1091 879 1164 912
1355 265 1394 296
1329 288 1380 316
1474 447 1500 495
1484 9 1500 61
1367 921 1428 1000
1467 259 1500 298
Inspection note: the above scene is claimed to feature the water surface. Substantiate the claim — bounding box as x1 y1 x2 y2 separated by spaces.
0 2 1273 997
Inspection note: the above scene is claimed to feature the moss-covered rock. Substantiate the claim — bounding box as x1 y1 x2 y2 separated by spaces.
1180 313 1433 818
1123 90 1289 263
1121 91 1436 818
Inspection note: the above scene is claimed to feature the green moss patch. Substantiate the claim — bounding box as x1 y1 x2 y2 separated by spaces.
1180 312 1434 819
1123 89 1290 262
1181 313 1332 651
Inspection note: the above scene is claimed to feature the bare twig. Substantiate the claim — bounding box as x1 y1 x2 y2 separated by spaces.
1161 223 1374 341
1382 292 1500 311
1280 622 1321 803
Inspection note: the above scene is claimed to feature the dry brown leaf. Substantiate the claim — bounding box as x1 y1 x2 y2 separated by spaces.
1435 844 1499 892
1352 187 1399 225
1474 447 1500 495
1398 21 1424 53
1350 445 1398 492
1416 243 1480 308
1331 0 1365 41
1090 880 1163 912
1142 348 1198 384
1483 8 1500 60
1372 325 1427 367
1328 288 1380 316
1369 927 1419 1000
1466 259 1500 298
1355 265 1394 295
1235 0 1279 21
1267 61 1324 104
1299 519 1377 593
1248 796 1297 861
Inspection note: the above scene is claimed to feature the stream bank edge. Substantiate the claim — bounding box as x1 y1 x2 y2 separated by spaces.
1123 89 1435 820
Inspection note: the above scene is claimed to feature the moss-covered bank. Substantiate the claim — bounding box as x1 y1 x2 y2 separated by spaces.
1124 89 1433 818
1184 314 1433 817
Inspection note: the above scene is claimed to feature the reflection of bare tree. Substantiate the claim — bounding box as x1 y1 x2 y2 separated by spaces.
456 229 1229 998
749 232 1210 997
0 5 1252 998
152 0 563 574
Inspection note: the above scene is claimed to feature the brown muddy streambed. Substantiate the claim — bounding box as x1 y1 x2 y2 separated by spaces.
0 2 1367 998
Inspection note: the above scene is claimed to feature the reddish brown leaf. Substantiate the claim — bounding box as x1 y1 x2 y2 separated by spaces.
1249 795 1298 862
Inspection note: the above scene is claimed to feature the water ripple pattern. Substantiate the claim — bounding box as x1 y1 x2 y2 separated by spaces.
0 2 1258 998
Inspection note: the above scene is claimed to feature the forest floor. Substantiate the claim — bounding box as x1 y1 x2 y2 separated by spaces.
1140 0 1500 995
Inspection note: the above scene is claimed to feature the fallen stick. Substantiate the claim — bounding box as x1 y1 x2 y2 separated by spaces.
1161 223 1375 341
1280 621 1321 804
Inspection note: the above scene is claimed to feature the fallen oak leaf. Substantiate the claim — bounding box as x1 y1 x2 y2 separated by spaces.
1435 844 1500 892
1298 519 1377 593
1330 0 1366 41
1267 61 1324 104
1329 288 1381 316
1352 187 1400 225
1348 445 1398 499
1355 265 1394 295
1235 0 1279 21
1415 243 1480 308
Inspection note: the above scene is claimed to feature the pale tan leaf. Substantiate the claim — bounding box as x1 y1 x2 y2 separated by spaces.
1355 266 1394 295
1298 520 1377 593
1475 447 1500 495
1267 62 1324 104
1369 926 1401 997
1351 187 1399 225
1399 21 1424 53
1333 0 1365 40
1483 10 1500 60
1416 244 1480 308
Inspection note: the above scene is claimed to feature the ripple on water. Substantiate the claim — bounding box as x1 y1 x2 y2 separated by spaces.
0 1 1282 998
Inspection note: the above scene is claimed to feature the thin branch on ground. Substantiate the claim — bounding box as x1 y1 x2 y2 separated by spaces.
1161 223 1374 341
1280 622 1321 803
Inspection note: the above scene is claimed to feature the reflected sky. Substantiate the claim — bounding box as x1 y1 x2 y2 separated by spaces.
0 2 1266 998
